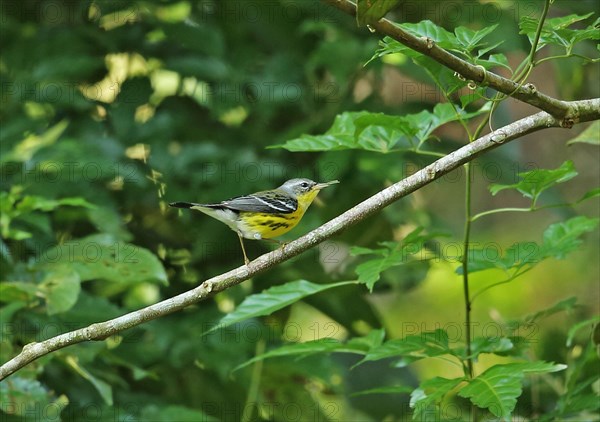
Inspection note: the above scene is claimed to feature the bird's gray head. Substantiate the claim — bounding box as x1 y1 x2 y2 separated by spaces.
278 178 339 197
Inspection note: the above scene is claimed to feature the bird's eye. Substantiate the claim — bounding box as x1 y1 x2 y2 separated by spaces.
300 182 309 188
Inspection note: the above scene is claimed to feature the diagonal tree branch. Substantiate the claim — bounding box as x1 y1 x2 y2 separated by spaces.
1 99 598 381
323 0 587 122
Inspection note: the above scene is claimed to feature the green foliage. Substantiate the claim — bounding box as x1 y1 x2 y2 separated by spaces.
489 160 578 203
567 121 600 145
456 216 599 276
1 0 598 421
209 279 358 333
458 362 566 419
350 227 445 291
356 0 400 27
519 13 600 59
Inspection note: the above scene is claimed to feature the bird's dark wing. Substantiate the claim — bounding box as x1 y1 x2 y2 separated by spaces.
220 191 297 214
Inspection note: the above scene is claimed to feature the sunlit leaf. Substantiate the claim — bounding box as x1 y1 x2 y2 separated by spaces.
1 120 69 163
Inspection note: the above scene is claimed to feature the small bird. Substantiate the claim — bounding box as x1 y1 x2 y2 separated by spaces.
170 178 339 264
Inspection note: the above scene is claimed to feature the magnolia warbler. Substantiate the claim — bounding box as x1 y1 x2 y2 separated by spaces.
170 178 339 264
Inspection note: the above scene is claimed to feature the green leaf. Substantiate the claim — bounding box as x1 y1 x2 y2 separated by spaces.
463 337 514 360
358 329 452 366
0 377 66 417
566 315 600 347
410 377 464 420
40 234 168 288
276 111 414 153
578 187 600 203
455 241 540 275
459 362 566 419
567 121 600 146
540 216 599 259
0 281 38 302
519 13 599 51
16 196 96 212
522 297 578 325
209 280 357 333
1 120 69 163
355 103 491 146
398 21 458 50
236 339 353 370
454 24 499 53
65 355 113 405
356 0 399 27
489 160 578 202
351 227 444 291
39 266 81 315
352 385 414 396
235 329 384 371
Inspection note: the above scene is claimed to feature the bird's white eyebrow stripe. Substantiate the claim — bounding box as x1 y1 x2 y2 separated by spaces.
249 195 289 212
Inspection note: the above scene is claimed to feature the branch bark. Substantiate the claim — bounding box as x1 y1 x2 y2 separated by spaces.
1 99 598 380
322 0 587 121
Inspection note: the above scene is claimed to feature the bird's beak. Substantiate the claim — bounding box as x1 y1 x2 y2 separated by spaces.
314 180 340 190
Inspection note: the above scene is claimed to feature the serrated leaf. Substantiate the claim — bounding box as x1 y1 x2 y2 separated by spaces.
351 227 443 291
276 111 413 153
519 13 599 57
39 266 81 315
455 241 541 275
209 280 356 333
358 329 451 366
454 24 498 53
540 216 599 259
356 0 399 27
410 377 464 420
567 121 600 146
489 160 578 202
398 20 458 50
40 234 168 288
463 337 514 360
458 361 566 419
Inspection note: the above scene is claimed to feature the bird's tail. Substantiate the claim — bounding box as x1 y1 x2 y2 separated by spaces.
169 202 199 209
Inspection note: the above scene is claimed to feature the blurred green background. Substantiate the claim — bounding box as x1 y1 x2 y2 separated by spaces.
1 0 598 420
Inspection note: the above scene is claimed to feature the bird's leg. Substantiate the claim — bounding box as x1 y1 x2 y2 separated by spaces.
263 238 288 250
237 232 250 265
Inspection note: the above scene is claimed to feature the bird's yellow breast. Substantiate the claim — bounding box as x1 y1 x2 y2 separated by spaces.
240 189 321 239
